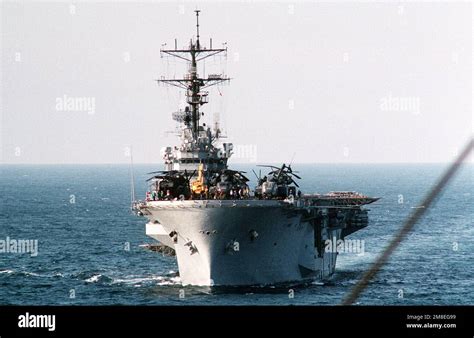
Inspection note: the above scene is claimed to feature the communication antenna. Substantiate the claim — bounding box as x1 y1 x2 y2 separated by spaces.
289 152 296 167
129 145 136 212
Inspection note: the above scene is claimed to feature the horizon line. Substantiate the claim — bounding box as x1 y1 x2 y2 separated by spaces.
1 162 472 166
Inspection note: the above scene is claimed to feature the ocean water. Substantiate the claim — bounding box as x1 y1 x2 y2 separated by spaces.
0 163 472 305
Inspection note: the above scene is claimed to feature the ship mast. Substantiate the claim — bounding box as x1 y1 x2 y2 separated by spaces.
157 10 229 141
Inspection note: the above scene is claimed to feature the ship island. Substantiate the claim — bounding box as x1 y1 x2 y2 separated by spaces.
133 11 379 286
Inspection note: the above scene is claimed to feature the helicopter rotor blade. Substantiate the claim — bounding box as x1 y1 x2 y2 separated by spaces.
276 163 285 181
291 179 300 188
239 173 250 182
257 165 280 170
252 169 260 181
146 175 163 182
291 173 302 180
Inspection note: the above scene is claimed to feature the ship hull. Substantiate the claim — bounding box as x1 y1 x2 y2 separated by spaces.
143 200 340 286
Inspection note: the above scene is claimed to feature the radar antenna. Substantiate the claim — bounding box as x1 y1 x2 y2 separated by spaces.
157 10 230 140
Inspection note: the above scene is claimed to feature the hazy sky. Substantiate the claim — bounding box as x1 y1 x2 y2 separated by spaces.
1 1 472 164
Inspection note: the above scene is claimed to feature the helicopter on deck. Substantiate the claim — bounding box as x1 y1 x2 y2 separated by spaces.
253 163 301 199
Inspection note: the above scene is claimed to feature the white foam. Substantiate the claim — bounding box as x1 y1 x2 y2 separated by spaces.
23 271 40 277
311 281 325 286
116 275 179 284
156 276 181 286
85 274 102 283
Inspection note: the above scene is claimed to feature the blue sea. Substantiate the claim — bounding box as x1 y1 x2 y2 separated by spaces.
0 163 472 305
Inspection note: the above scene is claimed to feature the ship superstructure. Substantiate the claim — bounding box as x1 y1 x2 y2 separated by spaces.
158 9 231 175
134 11 378 286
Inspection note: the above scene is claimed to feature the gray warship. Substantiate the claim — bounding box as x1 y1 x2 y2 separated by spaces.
134 11 379 286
